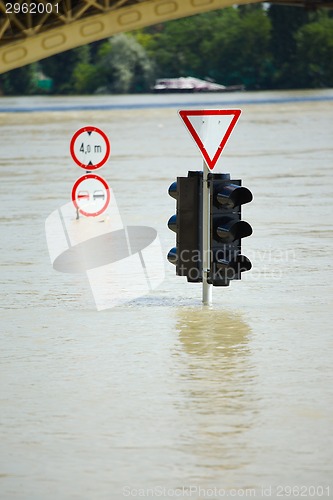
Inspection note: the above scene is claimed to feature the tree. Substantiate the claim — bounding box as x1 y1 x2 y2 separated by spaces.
73 63 101 94
293 14 333 88
267 5 309 88
141 8 271 89
40 46 90 94
142 11 225 78
0 64 37 95
204 8 272 89
2 7 333 95
97 33 155 93
72 34 155 94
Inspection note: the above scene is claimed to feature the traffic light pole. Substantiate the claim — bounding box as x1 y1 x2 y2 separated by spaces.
202 162 213 305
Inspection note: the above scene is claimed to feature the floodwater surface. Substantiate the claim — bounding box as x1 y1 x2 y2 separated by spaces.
1 90 333 500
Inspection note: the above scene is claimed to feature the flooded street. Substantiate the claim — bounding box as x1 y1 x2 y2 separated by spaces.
1 90 333 499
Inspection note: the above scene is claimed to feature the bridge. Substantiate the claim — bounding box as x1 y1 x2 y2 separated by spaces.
1 0 332 74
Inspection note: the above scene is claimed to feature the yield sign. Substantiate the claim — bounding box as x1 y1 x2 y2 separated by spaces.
179 109 241 170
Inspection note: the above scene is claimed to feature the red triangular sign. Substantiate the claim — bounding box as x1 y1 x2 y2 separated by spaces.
179 109 241 170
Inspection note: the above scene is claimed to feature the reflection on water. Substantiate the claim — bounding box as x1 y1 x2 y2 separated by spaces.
174 308 257 474
176 308 251 359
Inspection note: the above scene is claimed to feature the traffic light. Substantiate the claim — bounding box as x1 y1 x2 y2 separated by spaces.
209 173 252 286
167 171 202 282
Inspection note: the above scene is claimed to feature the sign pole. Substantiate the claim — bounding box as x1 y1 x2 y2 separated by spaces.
202 161 212 305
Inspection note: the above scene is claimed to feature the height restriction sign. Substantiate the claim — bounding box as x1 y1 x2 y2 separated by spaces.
70 126 110 170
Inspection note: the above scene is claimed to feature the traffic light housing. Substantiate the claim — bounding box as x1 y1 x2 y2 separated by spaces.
167 171 202 282
209 173 252 286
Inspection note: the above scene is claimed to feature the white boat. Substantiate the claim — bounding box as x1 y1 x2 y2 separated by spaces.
153 76 244 93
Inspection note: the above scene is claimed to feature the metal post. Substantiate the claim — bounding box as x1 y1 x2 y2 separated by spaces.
202 161 213 305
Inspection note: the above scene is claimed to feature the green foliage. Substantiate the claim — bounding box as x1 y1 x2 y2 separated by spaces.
268 5 309 88
39 46 90 94
204 8 272 89
143 7 271 89
71 33 155 94
142 11 226 78
1 7 333 95
0 64 37 95
73 63 101 94
96 34 155 93
293 15 333 88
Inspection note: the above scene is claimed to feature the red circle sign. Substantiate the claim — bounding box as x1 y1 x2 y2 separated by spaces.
71 174 111 217
70 126 110 170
